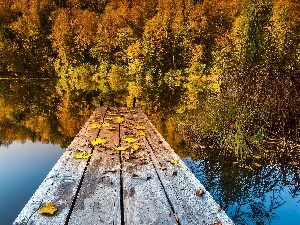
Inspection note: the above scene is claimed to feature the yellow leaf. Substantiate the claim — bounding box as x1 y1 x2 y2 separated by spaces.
102 122 111 127
131 144 139 151
253 155 261 159
115 146 127 151
39 202 58 215
123 137 137 143
170 159 179 165
107 127 116 131
90 124 101 129
133 114 138 117
116 117 125 123
74 151 92 159
91 119 96 123
91 138 107 146
104 117 113 121
136 126 146 130
136 130 145 136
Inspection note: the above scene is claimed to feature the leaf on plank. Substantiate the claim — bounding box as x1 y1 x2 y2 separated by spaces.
74 151 92 159
196 188 205 196
136 126 146 130
116 117 125 123
123 137 137 143
131 144 139 151
90 124 101 129
91 138 107 146
107 127 116 131
211 222 223 225
115 146 127 151
170 159 179 165
174 213 179 222
102 122 111 127
39 202 58 215
104 117 113 121
136 130 145 136
160 166 166 171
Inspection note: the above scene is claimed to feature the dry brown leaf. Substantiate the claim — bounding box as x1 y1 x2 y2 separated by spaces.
174 213 179 222
196 188 205 196
160 166 166 171
211 222 223 225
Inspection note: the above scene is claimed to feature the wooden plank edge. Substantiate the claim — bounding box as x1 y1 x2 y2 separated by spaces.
13 107 107 225
141 110 234 225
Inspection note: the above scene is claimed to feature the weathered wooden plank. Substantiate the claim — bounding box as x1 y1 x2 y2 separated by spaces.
120 108 178 224
13 107 107 225
69 107 121 225
138 109 235 225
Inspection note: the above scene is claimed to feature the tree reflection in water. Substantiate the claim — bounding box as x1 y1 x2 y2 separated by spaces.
183 155 300 225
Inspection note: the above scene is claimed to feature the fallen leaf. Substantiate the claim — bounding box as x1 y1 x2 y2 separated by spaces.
104 117 113 121
124 187 135 199
216 205 222 212
196 188 205 196
160 166 166 171
131 144 139 151
90 124 101 129
115 146 127 151
123 137 137 143
174 213 179 222
91 138 107 146
136 130 145 136
136 126 146 130
107 127 116 131
102 122 111 127
74 150 92 159
170 159 179 165
116 117 125 123
39 202 58 215
211 222 223 225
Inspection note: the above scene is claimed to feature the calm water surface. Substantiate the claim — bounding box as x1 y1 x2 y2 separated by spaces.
0 141 64 224
0 79 299 225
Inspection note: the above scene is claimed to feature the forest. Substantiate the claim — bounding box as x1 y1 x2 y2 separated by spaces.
0 0 299 159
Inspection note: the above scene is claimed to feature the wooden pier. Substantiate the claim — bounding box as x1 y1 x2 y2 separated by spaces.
14 107 234 225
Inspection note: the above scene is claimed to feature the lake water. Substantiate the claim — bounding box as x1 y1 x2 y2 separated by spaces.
0 79 299 225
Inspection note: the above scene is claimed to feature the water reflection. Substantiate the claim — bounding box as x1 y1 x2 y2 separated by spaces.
0 140 64 225
0 79 299 225
183 158 300 225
